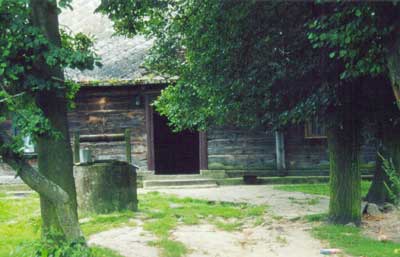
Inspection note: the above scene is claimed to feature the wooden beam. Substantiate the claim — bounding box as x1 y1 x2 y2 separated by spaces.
275 131 286 171
73 132 80 163
199 132 208 170
145 95 155 171
79 133 124 142
125 129 132 164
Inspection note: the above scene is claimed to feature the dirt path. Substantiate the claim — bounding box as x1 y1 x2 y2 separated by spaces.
142 185 329 219
89 186 332 257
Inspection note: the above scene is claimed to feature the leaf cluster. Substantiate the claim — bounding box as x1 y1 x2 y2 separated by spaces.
0 0 100 145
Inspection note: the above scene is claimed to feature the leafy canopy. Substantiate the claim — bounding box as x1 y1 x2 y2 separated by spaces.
99 1 399 131
0 0 99 152
99 1 329 131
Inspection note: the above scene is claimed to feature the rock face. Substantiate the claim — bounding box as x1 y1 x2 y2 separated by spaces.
364 203 382 216
74 160 138 215
383 202 396 213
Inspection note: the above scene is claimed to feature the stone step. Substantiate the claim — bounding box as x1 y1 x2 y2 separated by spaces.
143 178 218 189
143 184 218 190
143 174 205 180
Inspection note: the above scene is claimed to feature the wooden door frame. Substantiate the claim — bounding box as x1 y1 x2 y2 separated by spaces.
144 94 207 172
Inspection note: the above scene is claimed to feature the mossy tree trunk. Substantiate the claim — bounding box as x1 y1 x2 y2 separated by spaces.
327 84 362 225
29 0 82 241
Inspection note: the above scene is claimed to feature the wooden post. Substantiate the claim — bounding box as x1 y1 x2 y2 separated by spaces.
73 132 80 164
275 131 286 172
125 129 132 164
199 132 208 170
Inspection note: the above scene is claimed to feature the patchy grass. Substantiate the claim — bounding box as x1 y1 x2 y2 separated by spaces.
0 192 123 257
313 225 400 257
0 190 267 257
304 213 328 222
214 220 243 231
0 193 41 257
275 181 371 197
148 239 188 257
139 192 267 257
81 211 137 236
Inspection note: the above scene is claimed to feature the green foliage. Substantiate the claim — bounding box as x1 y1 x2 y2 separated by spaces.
0 0 99 149
100 1 329 131
309 2 399 80
380 153 400 204
13 237 91 257
313 224 400 257
13 239 123 257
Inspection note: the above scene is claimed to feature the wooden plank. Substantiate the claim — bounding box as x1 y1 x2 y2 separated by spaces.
80 133 125 142
145 95 155 171
275 131 286 171
199 132 208 170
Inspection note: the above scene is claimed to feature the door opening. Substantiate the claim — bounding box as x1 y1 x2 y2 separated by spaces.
153 112 199 174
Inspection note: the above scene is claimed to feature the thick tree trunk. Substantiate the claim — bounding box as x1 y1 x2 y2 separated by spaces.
387 33 400 110
327 84 362 225
29 0 81 240
0 135 83 241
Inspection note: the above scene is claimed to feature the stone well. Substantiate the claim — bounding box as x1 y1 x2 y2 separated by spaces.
74 160 138 215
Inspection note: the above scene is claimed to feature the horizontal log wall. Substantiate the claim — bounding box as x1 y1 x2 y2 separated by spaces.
285 126 329 169
208 125 376 172
68 87 148 170
207 127 276 170
285 126 376 170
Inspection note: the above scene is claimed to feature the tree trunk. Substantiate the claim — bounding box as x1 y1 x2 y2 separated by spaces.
0 134 83 242
327 84 362 225
387 33 400 110
29 0 81 241
366 146 389 204
366 125 400 204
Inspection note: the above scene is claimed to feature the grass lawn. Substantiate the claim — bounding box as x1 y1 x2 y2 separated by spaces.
274 180 371 197
0 192 123 257
0 187 267 257
313 225 400 257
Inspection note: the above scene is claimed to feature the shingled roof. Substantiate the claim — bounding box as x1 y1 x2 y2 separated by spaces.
59 0 160 84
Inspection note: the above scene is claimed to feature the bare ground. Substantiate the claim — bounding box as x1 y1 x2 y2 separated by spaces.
362 210 400 243
88 186 335 257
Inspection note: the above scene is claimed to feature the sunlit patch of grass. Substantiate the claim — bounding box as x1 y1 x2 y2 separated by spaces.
274 181 371 197
0 193 130 257
80 211 137 236
304 213 328 222
149 239 188 257
313 224 400 257
213 220 243 231
91 246 124 257
0 195 40 257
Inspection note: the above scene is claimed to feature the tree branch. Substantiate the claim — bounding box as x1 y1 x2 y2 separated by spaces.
0 133 83 241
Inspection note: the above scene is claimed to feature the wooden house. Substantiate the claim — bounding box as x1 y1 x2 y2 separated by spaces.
0 0 376 182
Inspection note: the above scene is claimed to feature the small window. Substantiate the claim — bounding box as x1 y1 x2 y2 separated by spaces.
23 135 36 154
304 117 326 139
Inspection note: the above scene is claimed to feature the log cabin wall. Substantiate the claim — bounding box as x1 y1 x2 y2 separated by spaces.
207 125 376 173
207 127 276 170
68 86 150 171
285 125 375 171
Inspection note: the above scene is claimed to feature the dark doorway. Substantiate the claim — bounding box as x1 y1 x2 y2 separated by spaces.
153 112 199 174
